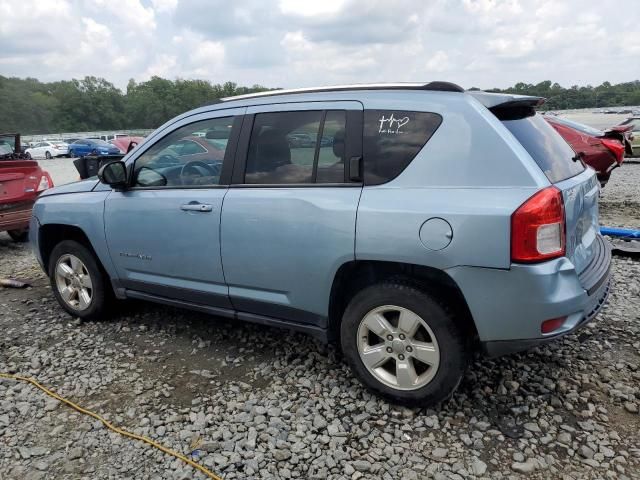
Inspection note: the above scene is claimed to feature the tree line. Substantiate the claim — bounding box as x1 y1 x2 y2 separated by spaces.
485 80 640 111
1 75 639 134
0 76 268 134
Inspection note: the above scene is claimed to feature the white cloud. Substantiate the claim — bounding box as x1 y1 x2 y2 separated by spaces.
87 0 156 31
0 0 637 90
425 51 450 73
144 54 178 78
279 0 346 16
151 0 178 13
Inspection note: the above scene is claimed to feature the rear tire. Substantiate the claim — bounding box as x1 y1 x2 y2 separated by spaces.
69 149 75 157
340 281 467 406
48 240 113 321
8 229 29 242
45 151 52 159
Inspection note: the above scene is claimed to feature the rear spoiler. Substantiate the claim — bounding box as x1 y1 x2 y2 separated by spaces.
606 124 633 134
468 91 545 121
467 91 545 109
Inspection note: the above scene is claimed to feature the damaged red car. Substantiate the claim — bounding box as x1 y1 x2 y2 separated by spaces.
0 134 53 242
544 115 633 186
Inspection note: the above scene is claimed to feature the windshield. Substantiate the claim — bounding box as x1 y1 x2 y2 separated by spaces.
0 141 14 155
549 116 604 137
503 113 585 183
91 139 111 147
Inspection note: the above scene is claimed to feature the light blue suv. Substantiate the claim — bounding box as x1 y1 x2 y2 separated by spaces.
30 82 611 405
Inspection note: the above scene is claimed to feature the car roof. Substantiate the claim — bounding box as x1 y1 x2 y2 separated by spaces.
221 81 465 102
153 82 545 136
219 82 542 108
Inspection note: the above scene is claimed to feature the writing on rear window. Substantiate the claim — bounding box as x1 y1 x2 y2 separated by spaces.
364 109 442 185
378 113 410 134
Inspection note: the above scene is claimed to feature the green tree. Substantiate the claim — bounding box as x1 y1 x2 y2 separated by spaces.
2 75 638 134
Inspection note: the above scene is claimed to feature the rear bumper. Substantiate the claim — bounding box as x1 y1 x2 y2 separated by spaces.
481 276 611 357
446 235 612 357
0 201 34 232
53 148 69 156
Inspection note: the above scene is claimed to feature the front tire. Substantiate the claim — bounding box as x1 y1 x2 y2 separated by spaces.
45 151 52 159
340 281 467 406
8 229 29 242
69 149 75 157
48 240 112 320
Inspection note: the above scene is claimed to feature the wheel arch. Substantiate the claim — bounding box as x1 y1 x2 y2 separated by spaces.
39 224 103 276
328 260 478 346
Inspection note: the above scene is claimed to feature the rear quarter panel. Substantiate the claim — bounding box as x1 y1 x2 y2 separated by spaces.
357 92 545 269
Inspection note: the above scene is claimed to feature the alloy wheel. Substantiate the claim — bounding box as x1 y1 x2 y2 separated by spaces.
54 254 93 311
357 305 440 391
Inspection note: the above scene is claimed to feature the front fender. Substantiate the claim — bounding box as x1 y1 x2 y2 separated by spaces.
33 191 117 279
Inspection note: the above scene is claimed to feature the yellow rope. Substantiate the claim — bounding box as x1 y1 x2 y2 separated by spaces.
0 373 223 480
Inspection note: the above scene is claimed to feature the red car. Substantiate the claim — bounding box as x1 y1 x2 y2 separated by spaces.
1 134 53 242
109 136 144 154
544 115 633 186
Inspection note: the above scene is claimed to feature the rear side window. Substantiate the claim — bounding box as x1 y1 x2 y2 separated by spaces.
502 114 584 183
245 110 347 184
363 110 442 185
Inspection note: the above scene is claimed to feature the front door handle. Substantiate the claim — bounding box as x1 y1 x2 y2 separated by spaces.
180 203 213 212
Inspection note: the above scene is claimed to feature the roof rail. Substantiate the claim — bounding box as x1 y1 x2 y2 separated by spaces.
221 81 465 102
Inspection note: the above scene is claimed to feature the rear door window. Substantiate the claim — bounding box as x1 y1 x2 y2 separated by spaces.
502 114 584 183
244 110 347 184
363 110 442 185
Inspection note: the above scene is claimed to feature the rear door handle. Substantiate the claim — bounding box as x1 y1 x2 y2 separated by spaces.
180 203 213 212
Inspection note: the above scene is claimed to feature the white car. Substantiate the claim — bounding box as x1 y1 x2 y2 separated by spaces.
25 141 69 159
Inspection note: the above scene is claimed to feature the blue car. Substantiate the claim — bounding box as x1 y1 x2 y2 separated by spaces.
30 83 611 406
68 139 121 157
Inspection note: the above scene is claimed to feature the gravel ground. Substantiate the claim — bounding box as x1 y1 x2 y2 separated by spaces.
599 162 640 229
1 169 639 480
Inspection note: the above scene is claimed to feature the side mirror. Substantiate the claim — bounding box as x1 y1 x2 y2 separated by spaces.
98 161 128 189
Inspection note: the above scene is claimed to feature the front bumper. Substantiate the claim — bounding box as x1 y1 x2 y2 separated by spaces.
446 235 612 357
29 214 45 270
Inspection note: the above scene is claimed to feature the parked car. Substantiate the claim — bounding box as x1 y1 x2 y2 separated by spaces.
25 140 69 159
544 115 632 185
31 83 611 406
617 117 640 153
99 133 130 142
109 136 144 154
287 132 315 148
1 134 53 241
68 139 121 157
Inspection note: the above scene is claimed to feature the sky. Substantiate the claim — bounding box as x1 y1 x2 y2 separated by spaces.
0 0 639 91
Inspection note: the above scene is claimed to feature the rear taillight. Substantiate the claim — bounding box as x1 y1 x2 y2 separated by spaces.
601 138 625 164
37 174 52 192
511 187 565 263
